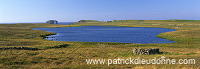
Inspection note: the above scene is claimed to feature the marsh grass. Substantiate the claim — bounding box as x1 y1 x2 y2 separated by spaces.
0 20 200 68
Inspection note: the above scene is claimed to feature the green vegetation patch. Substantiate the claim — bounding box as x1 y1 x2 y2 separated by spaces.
0 20 200 68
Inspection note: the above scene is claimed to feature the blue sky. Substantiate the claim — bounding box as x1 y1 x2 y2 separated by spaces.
0 0 200 23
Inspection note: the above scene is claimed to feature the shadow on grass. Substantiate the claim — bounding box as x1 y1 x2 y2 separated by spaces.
157 52 181 55
0 44 69 51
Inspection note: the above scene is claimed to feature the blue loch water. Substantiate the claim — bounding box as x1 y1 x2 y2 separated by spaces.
33 26 175 44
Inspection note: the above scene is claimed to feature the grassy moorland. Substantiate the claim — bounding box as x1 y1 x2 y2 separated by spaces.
0 20 200 69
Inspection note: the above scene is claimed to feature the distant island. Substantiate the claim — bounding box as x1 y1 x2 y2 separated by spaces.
46 20 58 24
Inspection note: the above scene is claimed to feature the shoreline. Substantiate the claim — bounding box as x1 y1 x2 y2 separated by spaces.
33 25 176 44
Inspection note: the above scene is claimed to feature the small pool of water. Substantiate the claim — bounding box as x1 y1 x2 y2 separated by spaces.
33 26 176 44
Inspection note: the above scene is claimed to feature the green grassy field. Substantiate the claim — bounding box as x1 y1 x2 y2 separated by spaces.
0 20 200 69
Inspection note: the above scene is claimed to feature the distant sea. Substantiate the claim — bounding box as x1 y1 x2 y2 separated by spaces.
57 22 75 25
0 22 75 25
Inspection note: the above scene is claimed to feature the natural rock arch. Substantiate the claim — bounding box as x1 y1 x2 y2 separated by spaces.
46 20 58 24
